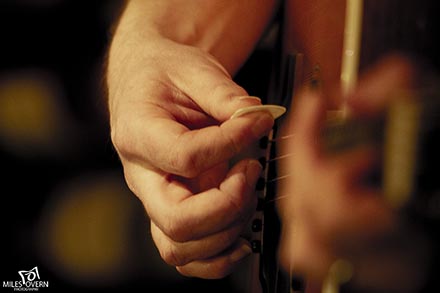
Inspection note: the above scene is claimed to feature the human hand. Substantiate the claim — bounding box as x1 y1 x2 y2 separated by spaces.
107 36 274 278
278 55 432 291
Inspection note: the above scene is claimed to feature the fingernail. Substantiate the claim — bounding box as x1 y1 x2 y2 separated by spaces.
230 242 252 262
246 160 263 188
237 96 262 103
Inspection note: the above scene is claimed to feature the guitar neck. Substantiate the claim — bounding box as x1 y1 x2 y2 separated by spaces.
257 1 440 292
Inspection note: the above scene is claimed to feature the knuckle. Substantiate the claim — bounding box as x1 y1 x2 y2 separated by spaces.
208 82 248 118
176 262 233 279
116 162 145 202
224 190 250 224
211 81 246 101
209 261 235 279
224 170 254 209
161 217 192 243
175 266 192 277
153 221 189 266
121 167 137 196
168 142 200 178
109 125 120 151
159 243 183 266
221 129 242 156
110 123 130 158
222 226 242 247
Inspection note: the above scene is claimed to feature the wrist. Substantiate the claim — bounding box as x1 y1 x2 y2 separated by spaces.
110 0 277 74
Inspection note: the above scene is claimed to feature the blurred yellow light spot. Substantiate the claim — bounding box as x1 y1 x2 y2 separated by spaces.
38 173 137 285
0 71 70 156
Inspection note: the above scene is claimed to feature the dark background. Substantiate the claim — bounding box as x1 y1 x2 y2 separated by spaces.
1 1 440 293
0 1 273 292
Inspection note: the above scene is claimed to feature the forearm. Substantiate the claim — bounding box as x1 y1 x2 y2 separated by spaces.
111 0 278 75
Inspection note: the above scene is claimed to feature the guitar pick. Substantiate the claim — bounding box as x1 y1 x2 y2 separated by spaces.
231 105 287 120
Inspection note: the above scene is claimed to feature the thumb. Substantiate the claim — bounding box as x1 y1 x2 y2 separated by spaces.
172 54 264 121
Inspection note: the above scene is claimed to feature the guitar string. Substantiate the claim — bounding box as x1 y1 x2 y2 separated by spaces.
268 153 294 162
261 134 294 206
264 194 290 204
269 134 296 141
267 173 292 183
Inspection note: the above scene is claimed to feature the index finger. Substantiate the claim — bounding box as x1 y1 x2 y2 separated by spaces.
115 104 273 177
